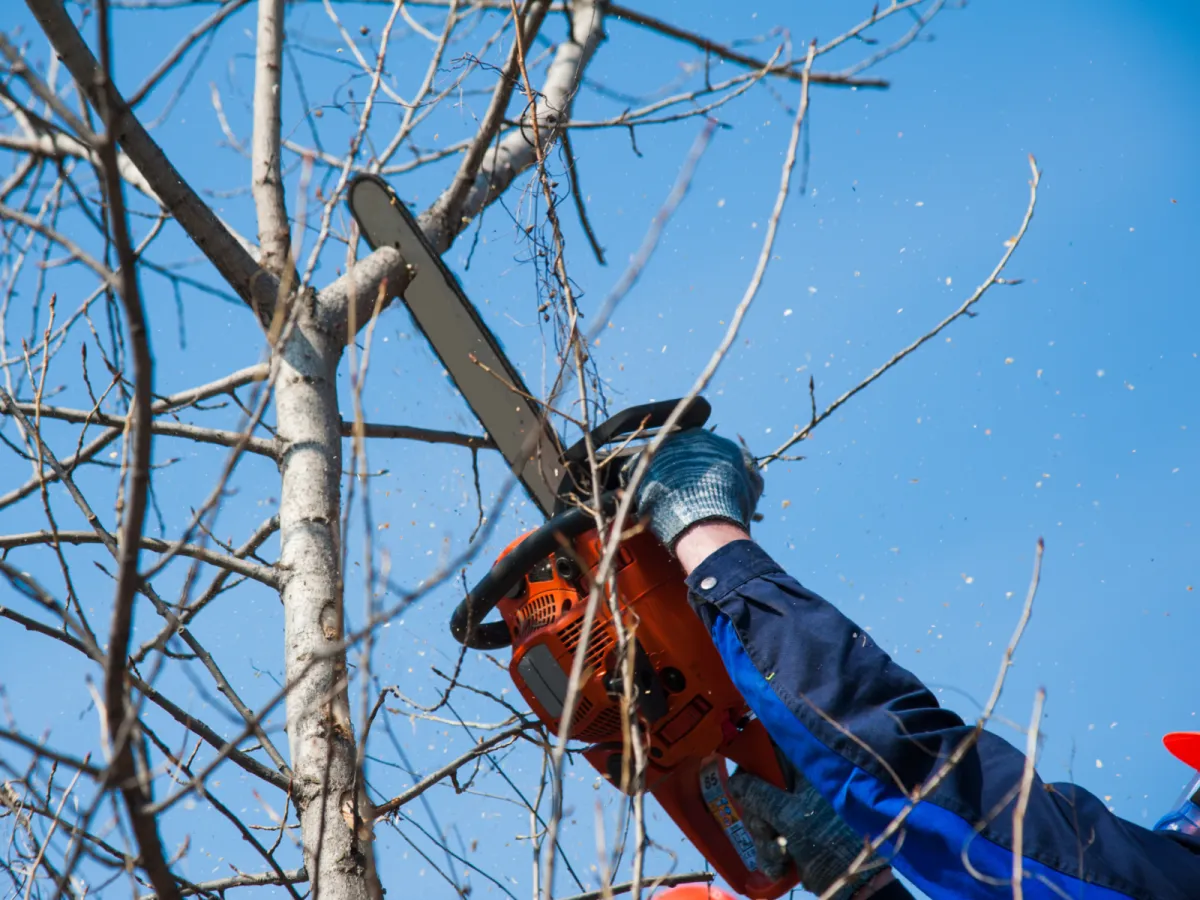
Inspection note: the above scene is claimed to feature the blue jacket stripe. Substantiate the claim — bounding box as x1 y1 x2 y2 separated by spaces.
709 616 1136 900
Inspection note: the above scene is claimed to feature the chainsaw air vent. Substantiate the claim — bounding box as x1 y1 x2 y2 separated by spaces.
559 617 614 669
573 706 622 744
569 698 593 728
513 591 561 640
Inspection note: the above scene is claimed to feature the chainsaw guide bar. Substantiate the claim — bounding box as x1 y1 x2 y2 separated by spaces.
347 173 563 515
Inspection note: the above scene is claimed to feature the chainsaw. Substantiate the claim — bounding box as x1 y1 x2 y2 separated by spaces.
348 175 800 899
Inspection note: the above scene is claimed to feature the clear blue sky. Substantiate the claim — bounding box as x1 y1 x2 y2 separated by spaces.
3 1 1198 898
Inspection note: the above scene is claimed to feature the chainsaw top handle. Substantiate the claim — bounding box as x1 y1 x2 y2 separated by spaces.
450 397 711 650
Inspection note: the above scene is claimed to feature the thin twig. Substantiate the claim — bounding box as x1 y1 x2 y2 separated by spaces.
7 401 277 457
761 156 1042 466
138 868 307 900
372 724 535 818
0 531 278 586
1011 687 1046 900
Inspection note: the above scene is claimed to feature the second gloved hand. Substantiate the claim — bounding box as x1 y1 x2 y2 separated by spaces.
729 766 891 900
625 427 764 549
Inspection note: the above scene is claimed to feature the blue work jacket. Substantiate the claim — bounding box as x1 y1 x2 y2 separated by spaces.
685 540 1200 899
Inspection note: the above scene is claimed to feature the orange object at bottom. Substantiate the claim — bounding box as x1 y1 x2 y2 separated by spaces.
495 529 801 900
654 884 740 900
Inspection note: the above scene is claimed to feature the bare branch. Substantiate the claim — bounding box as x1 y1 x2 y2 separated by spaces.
6 400 277 457
816 537 1045 900
132 514 280 662
1011 687 1046 900
0 729 102 778
251 0 292 280
420 0 551 250
0 129 160 204
0 200 118 286
0 364 267 510
343 420 494 450
761 156 1042 465
588 119 717 335
608 4 889 87
24 0 279 318
0 531 278 586
128 0 252 107
139 868 307 900
91 3 180 894
372 724 533 818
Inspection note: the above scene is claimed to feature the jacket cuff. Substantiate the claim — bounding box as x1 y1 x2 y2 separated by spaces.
684 539 784 603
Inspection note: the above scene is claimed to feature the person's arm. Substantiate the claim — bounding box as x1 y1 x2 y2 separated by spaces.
675 522 1200 900
633 430 1200 900
627 433 911 900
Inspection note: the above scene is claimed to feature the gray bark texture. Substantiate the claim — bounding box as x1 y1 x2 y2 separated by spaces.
275 260 408 900
275 306 367 899
251 0 291 280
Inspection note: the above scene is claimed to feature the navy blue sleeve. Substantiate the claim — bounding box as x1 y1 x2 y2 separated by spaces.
685 540 1200 900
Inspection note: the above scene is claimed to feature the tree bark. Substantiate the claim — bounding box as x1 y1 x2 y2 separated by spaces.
252 0 291 280
275 299 367 900
274 258 408 900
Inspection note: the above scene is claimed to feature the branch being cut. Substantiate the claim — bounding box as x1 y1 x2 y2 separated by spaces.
420 0 605 251
317 245 413 342
24 0 279 320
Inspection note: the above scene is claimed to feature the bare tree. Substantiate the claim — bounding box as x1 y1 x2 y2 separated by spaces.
0 3 1041 900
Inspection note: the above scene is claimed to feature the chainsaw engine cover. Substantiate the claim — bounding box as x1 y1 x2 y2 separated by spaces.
492 528 800 899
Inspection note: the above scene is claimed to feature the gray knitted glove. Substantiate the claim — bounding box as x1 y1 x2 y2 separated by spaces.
729 769 883 900
626 428 764 549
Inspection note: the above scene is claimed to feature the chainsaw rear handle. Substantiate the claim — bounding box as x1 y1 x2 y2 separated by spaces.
451 396 711 650
558 397 712 472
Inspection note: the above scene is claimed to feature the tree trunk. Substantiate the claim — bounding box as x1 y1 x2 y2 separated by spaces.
275 296 367 900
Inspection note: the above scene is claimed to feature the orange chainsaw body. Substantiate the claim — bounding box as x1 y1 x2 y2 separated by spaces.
494 528 801 900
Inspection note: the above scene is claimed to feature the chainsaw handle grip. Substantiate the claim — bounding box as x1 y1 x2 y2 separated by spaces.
450 494 618 649
560 397 711 470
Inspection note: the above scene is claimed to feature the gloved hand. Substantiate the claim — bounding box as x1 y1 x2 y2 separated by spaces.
729 767 889 900
625 427 764 549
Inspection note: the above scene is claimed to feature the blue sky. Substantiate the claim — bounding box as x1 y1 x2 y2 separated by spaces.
2 1 1198 898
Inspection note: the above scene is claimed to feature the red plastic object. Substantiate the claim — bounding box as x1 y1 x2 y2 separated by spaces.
654 884 740 900
1164 732 1200 769
495 530 800 899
